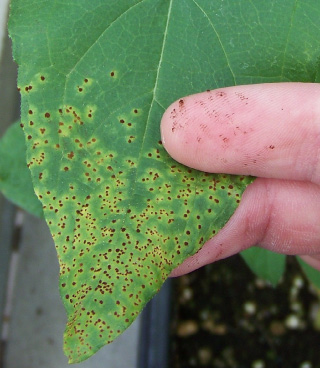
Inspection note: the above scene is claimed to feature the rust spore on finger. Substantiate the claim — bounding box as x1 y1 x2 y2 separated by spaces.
216 91 227 97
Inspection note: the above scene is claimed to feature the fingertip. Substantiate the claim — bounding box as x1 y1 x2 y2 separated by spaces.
161 94 208 170
160 98 186 164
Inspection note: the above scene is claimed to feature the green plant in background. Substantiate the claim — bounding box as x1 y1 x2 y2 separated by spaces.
0 0 319 363
0 122 43 217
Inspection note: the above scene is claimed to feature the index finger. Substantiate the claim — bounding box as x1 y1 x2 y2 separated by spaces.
161 83 320 185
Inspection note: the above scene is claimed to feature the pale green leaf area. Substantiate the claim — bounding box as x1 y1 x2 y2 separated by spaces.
241 247 286 287
298 257 320 290
9 0 320 363
0 122 43 217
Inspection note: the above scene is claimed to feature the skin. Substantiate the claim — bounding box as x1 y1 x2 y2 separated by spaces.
160 83 320 277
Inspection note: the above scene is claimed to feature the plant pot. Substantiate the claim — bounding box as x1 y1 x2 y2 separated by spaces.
137 279 173 368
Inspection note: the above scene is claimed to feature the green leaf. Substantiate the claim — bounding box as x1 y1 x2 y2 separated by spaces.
297 257 320 290
9 0 320 363
0 122 43 217
241 248 286 287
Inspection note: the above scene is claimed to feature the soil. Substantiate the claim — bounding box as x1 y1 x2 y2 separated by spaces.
169 255 320 368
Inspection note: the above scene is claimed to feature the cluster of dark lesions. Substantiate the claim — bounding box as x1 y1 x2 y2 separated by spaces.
17 73 46 94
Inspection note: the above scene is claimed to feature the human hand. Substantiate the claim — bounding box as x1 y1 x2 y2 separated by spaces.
160 83 320 276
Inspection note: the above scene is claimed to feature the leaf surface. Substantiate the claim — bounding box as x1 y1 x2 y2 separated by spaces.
241 247 286 287
298 258 320 290
9 0 320 363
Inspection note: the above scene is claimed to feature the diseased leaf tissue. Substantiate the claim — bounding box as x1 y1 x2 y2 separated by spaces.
9 0 320 363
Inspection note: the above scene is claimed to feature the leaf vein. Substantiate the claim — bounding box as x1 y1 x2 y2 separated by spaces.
192 0 236 85
65 0 145 78
280 0 299 78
